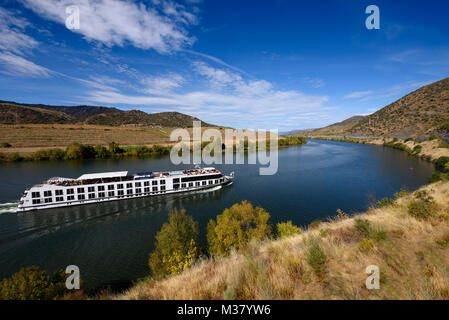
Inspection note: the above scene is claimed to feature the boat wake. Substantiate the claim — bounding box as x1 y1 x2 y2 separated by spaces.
0 202 19 214
196 185 223 193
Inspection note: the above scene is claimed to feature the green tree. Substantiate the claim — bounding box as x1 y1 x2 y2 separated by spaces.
149 209 199 278
0 266 52 300
207 201 272 256
94 145 111 158
108 141 123 154
276 221 302 238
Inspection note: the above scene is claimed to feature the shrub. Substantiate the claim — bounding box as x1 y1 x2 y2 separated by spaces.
354 219 386 241
429 135 439 141
65 143 95 160
407 200 437 220
435 157 449 173
377 197 395 208
223 286 237 300
306 238 326 276
1 142 11 148
276 221 302 238
94 145 111 159
6 152 22 162
413 145 422 154
358 238 375 252
394 190 409 199
207 201 272 256
0 266 73 300
439 140 449 149
149 208 199 278
308 219 322 229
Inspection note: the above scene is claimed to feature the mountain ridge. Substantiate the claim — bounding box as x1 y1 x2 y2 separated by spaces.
293 77 449 138
0 100 214 127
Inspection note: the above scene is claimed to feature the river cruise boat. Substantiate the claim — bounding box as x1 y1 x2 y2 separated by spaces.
17 167 234 211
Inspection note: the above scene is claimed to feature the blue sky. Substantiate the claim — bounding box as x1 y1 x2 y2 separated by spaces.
0 0 448 131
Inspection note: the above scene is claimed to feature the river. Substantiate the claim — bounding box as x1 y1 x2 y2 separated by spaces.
0 140 435 292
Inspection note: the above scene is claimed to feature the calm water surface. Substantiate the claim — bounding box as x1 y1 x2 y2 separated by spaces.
0 140 434 291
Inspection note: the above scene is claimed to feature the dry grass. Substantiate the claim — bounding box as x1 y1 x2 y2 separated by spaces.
117 181 449 300
0 124 275 154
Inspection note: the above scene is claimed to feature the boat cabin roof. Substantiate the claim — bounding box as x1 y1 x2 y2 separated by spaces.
77 171 128 180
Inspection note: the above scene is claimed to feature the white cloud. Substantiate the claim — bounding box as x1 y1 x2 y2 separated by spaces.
192 61 243 88
21 0 197 53
140 73 185 95
0 52 52 77
0 8 38 54
344 91 373 99
81 62 331 130
304 77 325 88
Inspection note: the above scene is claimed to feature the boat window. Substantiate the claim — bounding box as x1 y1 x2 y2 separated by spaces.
77 187 84 193
98 186 105 191
152 187 158 192
181 183 186 188
108 185 114 190
152 180 158 185
44 190 52 197
44 198 52 203
78 194 85 200
173 178 180 183
127 189 132 195
189 183 193 187
126 183 132 188
32 192 40 198
135 182 141 187
160 180 166 185
196 182 200 186
32 199 41 204
99 192 105 198
67 195 75 201
144 187 150 193
117 184 123 189
108 191 114 197
136 188 142 194
202 181 207 186
56 197 63 202
55 190 63 196
161 186 166 191
88 187 95 192
144 181 150 186
67 189 74 194
118 190 124 196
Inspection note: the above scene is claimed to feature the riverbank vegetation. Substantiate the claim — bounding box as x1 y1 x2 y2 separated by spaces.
0 136 307 163
119 180 449 300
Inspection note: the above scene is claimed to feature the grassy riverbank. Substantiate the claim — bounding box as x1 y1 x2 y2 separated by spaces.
117 180 449 300
0 136 306 163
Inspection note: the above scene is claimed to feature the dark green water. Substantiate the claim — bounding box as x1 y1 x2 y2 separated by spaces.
0 140 435 291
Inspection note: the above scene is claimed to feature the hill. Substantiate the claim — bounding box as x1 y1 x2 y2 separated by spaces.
297 115 365 136
0 102 77 124
306 77 449 137
85 110 213 127
118 181 449 300
0 101 214 127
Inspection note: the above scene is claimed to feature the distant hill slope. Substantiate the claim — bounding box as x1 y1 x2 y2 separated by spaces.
85 110 213 127
307 77 449 137
297 115 365 136
0 100 120 119
0 101 214 127
0 102 77 124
